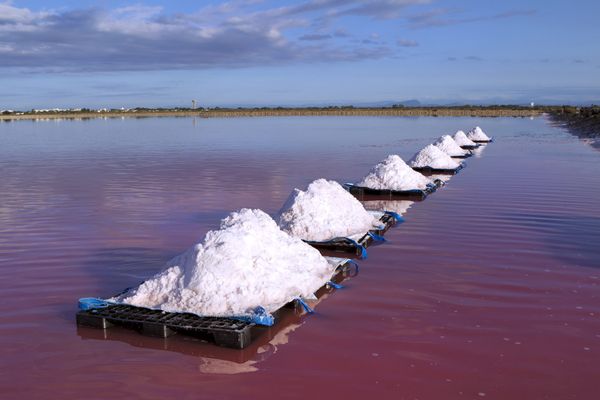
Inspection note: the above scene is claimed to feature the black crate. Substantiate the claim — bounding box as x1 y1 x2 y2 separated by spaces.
343 183 435 201
411 164 464 176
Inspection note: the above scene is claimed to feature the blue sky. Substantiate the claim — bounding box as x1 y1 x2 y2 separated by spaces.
1 0 599 109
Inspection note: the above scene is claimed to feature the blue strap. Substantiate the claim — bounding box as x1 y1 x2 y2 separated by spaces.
384 211 404 223
78 297 110 311
327 281 344 289
367 231 386 242
343 237 368 259
295 297 314 314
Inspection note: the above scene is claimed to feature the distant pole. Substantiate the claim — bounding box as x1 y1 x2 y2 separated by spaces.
192 100 196 110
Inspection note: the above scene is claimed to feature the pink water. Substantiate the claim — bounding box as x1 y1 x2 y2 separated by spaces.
1 116 599 399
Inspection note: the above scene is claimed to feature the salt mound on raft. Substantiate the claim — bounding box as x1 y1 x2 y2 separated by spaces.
467 126 491 141
110 209 333 316
408 144 461 170
452 130 477 147
278 179 380 242
355 155 433 191
433 135 468 157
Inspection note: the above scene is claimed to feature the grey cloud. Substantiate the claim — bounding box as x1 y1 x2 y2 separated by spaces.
396 39 418 47
299 33 332 41
408 8 536 29
0 3 403 72
333 28 351 37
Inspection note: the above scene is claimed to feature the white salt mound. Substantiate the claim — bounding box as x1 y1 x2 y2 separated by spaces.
467 126 491 141
433 135 468 157
408 144 461 170
356 155 433 191
452 130 477 147
278 179 380 242
111 208 334 316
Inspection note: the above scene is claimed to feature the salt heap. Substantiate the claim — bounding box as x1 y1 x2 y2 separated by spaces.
433 135 468 157
452 130 477 147
355 155 433 191
467 126 491 141
110 208 334 317
408 144 461 170
278 179 380 242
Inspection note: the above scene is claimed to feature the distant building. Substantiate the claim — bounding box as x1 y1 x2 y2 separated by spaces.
192 100 197 110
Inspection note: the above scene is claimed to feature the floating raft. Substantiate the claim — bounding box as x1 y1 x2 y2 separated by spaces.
412 164 465 176
460 144 480 150
471 138 493 143
76 259 358 349
342 182 440 201
303 212 399 257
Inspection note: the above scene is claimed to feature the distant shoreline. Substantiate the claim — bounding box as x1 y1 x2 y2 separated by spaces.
0 107 544 121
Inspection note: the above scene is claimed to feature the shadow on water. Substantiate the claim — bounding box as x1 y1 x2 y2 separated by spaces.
76 307 306 373
501 213 600 269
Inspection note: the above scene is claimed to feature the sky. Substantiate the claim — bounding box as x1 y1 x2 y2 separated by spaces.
1 0 599 109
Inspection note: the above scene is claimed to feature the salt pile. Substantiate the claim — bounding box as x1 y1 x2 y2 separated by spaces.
433 135 468 157
278 179 380 242
355 155 433 191
110 208 334 317
408 144 461 170
452 130 477 147
467 126 491 141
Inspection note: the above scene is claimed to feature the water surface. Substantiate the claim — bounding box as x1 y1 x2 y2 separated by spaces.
1 116 599 399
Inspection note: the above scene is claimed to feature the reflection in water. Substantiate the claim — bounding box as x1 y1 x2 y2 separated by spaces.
362 199 415 215
77 309 305 375
2 116 600 399
471 145 487 158
430 173 453 184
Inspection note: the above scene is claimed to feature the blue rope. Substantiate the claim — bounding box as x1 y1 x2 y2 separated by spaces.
295 297 314 314
343 237 368 259
327 281 344 289
384 211 404 223
367 231 386 242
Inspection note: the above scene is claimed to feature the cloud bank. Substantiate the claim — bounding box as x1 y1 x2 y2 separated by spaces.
0 1 427 72
0 1 536 72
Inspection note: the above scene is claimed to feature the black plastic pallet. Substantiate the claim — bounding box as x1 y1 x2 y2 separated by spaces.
77 261 357 349
343 183 435 201
412 164 464 176
460 144 480 150
304 213 397 257
471 139 492 143
451 153 473 159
